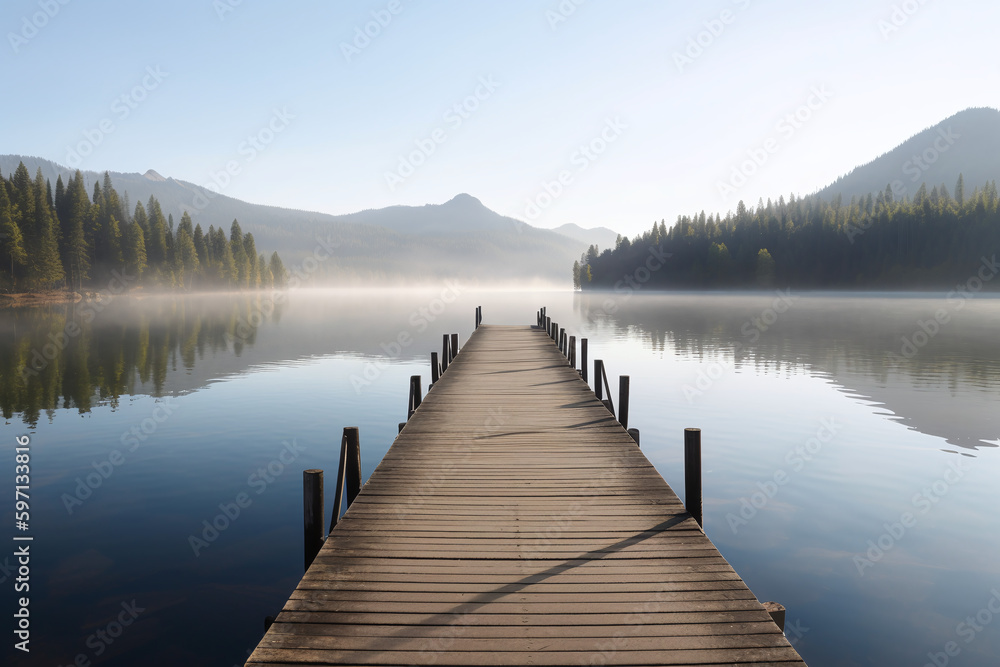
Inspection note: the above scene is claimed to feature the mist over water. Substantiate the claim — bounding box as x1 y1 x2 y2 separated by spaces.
1 288 998 666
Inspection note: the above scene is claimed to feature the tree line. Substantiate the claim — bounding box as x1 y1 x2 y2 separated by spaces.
0 161 288 292
575 175 1000 290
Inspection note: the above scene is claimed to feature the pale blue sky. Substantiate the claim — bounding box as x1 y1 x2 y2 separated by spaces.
4 0 998 236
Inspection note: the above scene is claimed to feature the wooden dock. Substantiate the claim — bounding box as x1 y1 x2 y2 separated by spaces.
247 323 807 666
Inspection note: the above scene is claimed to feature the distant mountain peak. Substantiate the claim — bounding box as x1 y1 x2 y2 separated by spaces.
443 193 484 207
820 106 1000 201
143 169 166 181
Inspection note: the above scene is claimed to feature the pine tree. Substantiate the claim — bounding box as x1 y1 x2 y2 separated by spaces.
230 220 249 288
756 248 775 286
955 174 965 208
0 173 27 288
193 224 207 267
572 260 581 290
258 254 272 289
62 172 92 289
269 251 287 288
145 196 168 266
124 221 147 281
175 227 199 288
243 232 259 288
30 168 64 288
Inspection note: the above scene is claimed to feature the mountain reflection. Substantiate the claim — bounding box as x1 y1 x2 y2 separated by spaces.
574 291 1000 451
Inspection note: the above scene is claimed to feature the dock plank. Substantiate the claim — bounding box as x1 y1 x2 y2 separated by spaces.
247 325 807 666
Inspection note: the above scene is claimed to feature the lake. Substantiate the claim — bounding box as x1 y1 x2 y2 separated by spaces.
1 288 998 666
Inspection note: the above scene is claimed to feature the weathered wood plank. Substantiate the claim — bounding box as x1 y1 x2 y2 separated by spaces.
247 325 806 666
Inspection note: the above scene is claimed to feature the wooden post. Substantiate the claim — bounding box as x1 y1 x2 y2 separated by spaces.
303 469 324 571
329 431 348 533
581 339 588 383
431 352 440 384
684 428 703 528
408 375 422 419
762 602 786 631
628 428 640 446
545 316 551 335
602 399 615 416
398 422 405 433
569 336 576 368
594 360 604 400
559 329 566 355
450 333 459 361
441 334 450 373
264 615 275 632
619 375 630 429
345 427 362 508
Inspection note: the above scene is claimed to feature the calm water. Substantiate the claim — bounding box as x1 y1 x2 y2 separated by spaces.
2 288 998 666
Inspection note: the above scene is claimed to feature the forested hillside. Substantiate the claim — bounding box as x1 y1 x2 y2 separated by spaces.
0 162 286 293
576 177 1000 290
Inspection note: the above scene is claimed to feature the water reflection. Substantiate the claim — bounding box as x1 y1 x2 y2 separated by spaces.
574 292 1000 451
0 295 286 425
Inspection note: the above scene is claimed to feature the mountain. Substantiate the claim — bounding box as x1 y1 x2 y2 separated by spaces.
0 156 617 285
819 107 1000 201
552 223 620 253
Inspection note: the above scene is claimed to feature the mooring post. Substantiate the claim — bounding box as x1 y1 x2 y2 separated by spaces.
628 428 640 446
569 336 576 368
619 375 630 429
545 316 551 337
761 602 786 631
408 375 422 419
329 430 349 532
450 333 459 361
303 469 324 571
431 352 440 384
441 334 450 373
581 339 588 383
594 360 604 400
684 428 703 528
345 427 362 508
398 422 405 433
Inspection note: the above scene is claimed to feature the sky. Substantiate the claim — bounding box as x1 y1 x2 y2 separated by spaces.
4 0 1000 237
